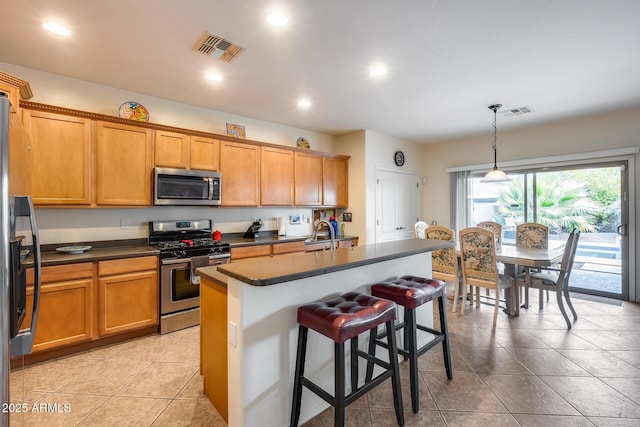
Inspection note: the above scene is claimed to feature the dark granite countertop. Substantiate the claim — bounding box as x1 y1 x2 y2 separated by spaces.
27 239 159 267
199 238 452 287
220 232 357 248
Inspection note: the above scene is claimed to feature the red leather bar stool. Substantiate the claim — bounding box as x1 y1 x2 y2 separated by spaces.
367 275 452 413
290 291 404 427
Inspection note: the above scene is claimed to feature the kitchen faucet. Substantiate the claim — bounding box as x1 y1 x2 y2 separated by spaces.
313 220 336 252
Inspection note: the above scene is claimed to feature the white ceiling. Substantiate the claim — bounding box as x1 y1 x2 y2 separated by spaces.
1 0 639 143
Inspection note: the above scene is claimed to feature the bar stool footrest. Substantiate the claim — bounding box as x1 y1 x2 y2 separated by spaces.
373 323 446 359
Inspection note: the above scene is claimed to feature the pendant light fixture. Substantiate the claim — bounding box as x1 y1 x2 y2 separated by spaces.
481 104 512 182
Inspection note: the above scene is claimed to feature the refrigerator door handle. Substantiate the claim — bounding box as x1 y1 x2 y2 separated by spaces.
10 196 40 357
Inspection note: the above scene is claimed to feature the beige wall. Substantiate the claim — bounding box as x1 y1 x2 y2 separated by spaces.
335 131 366 243
336 130 425 245
1 61 335 152
421 107 640 300
1 62 338 243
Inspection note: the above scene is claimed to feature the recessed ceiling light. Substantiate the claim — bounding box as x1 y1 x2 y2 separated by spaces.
206 72 223 81
298 99 311 109
43 22 71 36
370 66 388 77
267 12 288 27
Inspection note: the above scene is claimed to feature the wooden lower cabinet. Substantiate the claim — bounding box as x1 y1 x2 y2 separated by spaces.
271 240 305 255
200 276 228 422
230 241 307 260
23 256 159 355
98 257 158 336
230 244 271 260
24 263 94 353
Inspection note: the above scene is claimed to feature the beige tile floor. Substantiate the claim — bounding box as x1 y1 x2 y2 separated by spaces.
9 326 225 427
9 289 640 426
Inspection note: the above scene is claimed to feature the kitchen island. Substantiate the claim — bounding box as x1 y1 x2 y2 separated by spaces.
197 238 453 427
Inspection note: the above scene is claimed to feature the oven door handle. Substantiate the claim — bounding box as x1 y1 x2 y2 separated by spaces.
161 255 230 265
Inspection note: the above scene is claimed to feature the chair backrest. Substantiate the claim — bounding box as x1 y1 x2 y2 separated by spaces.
557 228 581 286
516 222 549 249
458 227 499 289
425 226 457 280
414 221 428 239
477 221 502 244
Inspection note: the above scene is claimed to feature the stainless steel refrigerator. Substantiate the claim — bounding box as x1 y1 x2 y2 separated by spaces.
1 92 41 426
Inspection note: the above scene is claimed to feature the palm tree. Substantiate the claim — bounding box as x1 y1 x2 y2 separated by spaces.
495 174 600 233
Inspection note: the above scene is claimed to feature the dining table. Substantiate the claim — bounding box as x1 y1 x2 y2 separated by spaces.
457 244 564 316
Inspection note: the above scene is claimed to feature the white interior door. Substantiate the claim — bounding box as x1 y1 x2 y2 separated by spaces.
376 169 419 242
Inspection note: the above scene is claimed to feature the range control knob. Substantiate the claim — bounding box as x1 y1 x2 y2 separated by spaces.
171 250 187 258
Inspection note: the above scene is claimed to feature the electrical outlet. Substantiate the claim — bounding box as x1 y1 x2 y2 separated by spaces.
229 321 237 347
120 218 129 229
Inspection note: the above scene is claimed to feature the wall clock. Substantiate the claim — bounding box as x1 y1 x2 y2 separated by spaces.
394 151 405 167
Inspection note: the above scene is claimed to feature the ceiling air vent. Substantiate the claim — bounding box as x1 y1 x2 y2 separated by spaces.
501 106 534 117
193 31 245 63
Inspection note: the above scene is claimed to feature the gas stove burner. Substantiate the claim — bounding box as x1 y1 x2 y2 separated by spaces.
148 219 230 260
152 238 227 251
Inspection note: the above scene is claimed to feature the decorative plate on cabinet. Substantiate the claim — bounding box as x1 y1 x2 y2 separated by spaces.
56 245 92 254
118 101 149 122
296 137 310 149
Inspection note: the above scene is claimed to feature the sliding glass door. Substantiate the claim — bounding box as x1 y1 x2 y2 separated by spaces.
468 161 628 299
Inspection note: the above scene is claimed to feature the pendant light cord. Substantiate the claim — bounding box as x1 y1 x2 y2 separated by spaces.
492 107 498 169
488 104 502 170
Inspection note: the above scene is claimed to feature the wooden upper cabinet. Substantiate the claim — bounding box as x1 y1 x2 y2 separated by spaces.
23 110 93 205
96 121 153 206
0 80 20 115
294 152 323 206
220 141 260 206
8 109 30 196
190 135 220 171
154 130 189 168
0 71 33 116
261 146 293 206
323 157 349 207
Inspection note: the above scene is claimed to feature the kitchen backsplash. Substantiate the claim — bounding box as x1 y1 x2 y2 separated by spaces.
32 207 316 245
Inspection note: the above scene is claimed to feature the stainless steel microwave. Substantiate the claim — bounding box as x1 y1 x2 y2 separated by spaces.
154 167 221 206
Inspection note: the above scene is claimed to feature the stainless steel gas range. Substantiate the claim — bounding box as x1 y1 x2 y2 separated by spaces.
149 219 230 334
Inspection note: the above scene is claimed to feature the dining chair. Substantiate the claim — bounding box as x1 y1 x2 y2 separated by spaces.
459 227 516 326
477 221 503 247
516 222 549 306
424 226 462 313
476 221 503 299
414 221 428 239
515 228 580 329
516 222 549 249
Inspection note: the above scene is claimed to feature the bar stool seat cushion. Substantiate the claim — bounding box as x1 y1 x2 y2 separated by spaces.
297 291 396 344
371 275 445 309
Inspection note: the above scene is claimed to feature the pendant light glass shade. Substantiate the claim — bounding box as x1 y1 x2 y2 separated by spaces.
481 104 512 183
482 167 511 182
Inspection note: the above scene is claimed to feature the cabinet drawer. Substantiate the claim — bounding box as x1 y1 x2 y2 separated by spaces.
305 242 331 252
98 256 158 276
230 245 271 260
27 262 94 284
271 241 305 255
